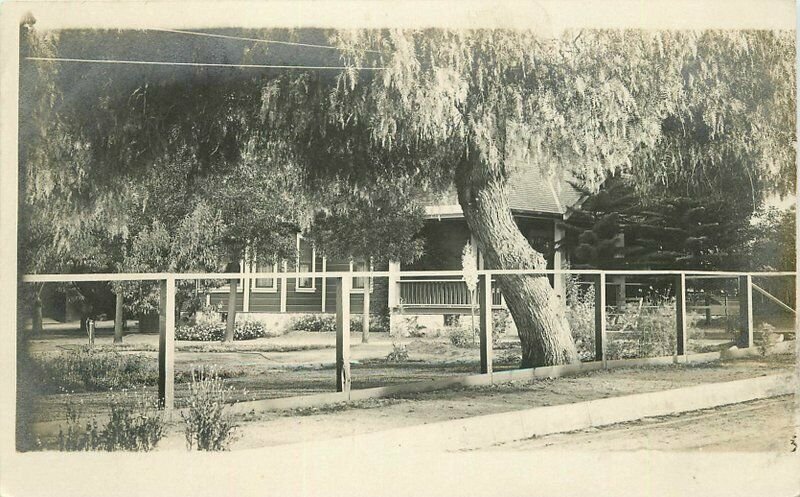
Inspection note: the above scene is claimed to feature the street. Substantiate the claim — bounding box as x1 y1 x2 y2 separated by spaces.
492 395 797 452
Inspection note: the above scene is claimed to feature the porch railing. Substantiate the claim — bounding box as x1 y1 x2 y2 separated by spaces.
398 278 503 307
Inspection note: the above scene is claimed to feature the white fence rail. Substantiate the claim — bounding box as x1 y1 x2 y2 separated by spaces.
19 268 796 410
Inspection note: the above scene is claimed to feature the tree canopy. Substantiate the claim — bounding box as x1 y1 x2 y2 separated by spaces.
19 24 796 365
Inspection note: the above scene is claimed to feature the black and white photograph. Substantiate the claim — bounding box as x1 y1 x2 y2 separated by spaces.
0 1 797 495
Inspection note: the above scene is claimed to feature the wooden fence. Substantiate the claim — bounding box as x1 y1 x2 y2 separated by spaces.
20 269 796 410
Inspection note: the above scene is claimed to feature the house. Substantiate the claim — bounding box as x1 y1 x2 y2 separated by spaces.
207 167 586 329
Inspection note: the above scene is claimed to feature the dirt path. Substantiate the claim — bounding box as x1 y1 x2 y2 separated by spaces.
490 396 798 452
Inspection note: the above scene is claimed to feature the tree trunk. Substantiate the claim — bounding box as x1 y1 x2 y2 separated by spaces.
114 292 124 344
224 278 237 342
32 284 43 335
456 162 579 368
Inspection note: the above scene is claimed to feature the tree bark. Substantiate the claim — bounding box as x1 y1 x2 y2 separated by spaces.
224 278 237 342
456 160 579 368
32 284 44 335
114 291 124 344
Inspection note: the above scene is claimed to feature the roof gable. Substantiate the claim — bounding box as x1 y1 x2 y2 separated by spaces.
422 167 584 219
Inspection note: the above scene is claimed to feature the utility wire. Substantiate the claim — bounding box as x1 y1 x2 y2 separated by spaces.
25 56 384 70
148 27 382 54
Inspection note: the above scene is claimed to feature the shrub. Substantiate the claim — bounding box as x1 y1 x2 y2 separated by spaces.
605 297 678 360
448 326 476 348
352 314 390 333
181 367 238 451
289 314 390 333
390 314 428 338
566 277 597 361
757 322 781 356
290 314 336 332
386 342 409 362
492 309 514 343
58 392 165 451
32 347 157 393
495 349 522 365
175 320 271 341
443 314 460 327
194 304 223 326
99 391 165 451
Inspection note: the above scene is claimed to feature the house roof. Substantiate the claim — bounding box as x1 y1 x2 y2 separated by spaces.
423 167 584 219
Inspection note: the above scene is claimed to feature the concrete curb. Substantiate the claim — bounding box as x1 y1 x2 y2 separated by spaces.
267 373 794 453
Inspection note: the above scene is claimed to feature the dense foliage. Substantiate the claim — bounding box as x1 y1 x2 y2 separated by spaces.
31 348 157 392
19 24 795 366
175 320 271 341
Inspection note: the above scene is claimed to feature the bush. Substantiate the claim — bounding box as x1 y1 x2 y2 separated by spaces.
32 347 157 392
194 304 223 326
448 326 476 348
386 342 409 362
58 392 165 451
181 367 238 451
757 322 781 356
565 277 597 362
175 320 271 341
290 314 336 332
605 297 678 360
353 314 390 334
492 309 514 343
289 314 390 333
99 391 165 451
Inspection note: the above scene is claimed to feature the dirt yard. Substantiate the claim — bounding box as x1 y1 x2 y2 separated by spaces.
17 319 796 451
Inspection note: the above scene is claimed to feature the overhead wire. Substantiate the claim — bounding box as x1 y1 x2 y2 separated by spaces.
25 56 385 70
147 27 383 54
25 27 383 69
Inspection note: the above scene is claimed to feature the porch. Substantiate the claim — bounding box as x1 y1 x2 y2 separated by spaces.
397 277 504 314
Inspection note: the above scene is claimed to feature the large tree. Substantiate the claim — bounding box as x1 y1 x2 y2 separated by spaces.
21 26 795 365
259 29 794 366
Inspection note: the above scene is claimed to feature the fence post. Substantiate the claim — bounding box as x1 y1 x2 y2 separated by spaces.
595 273 606 366
321 258 327 313
114 291 124 344
479 274 493 376
362 274 370 343
387 261 400 335
336 276 352 396
158 277 176 409
675 273 687 358
280 262 288 313
739 275 754 348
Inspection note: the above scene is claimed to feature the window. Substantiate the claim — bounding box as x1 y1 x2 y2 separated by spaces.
296 234 316 291
252 258 278 292
351 259 372 293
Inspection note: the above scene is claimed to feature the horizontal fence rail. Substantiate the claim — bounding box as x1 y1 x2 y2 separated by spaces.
18 268 796 410
19 269 798 283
